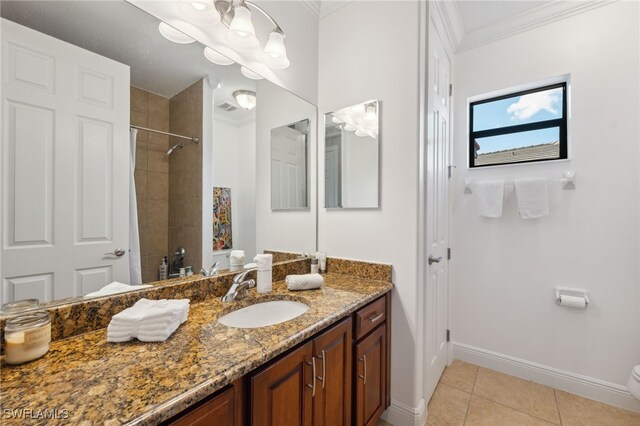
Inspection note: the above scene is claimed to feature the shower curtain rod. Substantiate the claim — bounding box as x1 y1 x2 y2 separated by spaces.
130 125 199 143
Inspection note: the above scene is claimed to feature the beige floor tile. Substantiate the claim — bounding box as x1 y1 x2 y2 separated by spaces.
473 368 560 424
440 360 479 393
556 390 640 426
426 383 471 426
465 396 556 426
376 420 393 426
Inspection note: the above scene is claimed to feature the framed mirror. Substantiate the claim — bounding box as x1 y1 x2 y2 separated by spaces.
271 119 310 210
324 100 379 209
0 0 317 306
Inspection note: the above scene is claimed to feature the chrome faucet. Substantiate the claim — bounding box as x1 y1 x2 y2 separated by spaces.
200 261 220 277
221 269 256 302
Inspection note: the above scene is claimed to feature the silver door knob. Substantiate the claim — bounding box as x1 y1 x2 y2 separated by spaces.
428 255 443 265
105 248 126 257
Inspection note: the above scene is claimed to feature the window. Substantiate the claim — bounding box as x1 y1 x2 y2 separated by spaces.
469 82 567 168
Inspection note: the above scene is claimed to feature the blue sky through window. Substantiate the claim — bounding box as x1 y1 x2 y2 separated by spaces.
472 87 563 153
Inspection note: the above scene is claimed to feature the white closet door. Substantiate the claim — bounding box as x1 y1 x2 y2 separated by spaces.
1 19 130 302
271 126 306 209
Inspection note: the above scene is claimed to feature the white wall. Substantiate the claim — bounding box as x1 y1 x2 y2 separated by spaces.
255 80 317 254
210 117 256 268
318 0 423 419
451 0 640 401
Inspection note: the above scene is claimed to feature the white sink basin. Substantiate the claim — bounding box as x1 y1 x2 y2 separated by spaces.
218 300 309 329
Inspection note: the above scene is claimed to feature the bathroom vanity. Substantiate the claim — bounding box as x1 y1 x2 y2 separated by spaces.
0 266 392 426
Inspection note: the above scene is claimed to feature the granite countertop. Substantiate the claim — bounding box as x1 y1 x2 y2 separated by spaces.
0 273 392 426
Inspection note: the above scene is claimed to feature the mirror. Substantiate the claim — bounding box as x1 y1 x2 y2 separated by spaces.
324 100 379 209
271 119 310 210
0 0 317 305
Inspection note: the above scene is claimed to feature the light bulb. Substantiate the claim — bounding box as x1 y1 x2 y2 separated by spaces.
355 129 368 137
204 47 234 66
263 31 290 69
233 90 257 110
191 0 208 10
241 66 263 80
331 117 343 124
343 124 356 132
158 22 195 44
227 5 259 49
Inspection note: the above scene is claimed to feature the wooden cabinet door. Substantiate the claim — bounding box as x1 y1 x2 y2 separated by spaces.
251 341 314 426
355 324 386 426
313 317 352 426
168 386 234 426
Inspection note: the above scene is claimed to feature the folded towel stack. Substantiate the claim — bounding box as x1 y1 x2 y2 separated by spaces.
286 273 324 291
107 298 190 343
84 281 152 299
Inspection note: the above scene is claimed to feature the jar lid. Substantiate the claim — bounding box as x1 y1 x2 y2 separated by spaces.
1 299 40 314
5 311 50 332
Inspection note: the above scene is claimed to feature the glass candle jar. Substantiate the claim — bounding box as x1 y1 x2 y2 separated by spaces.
4 311 51 365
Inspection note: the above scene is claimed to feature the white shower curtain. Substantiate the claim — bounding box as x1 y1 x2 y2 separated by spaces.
129 128 142 284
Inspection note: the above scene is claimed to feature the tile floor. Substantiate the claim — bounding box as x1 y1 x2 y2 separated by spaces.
377 360 640 426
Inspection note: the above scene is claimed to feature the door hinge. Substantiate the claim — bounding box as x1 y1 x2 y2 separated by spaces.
449 84 453 97
447 248 451 260
446 329 451 342
448 165 456 179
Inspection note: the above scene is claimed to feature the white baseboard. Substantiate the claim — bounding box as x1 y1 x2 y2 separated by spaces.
381 398 426 426
453 342 640 413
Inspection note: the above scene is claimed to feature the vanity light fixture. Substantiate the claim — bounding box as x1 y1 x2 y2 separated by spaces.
240 66 263 80
158 22 195 44
233 90 257 110
204 46 235 65
214 0 290 69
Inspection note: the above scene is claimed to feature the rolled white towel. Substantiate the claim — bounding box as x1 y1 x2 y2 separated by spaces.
286 273 324 291
230 250 246 266
107 298 190 343
254 254 273 271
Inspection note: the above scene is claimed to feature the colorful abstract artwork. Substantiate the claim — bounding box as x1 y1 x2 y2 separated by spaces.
213 187 232 251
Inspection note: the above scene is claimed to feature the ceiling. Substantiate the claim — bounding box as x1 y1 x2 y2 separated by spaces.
0 0 256 123
455 1 549 33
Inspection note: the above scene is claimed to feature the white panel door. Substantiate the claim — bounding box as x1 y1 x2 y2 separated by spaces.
271 126 306 209
1 19 130 303
424 17 452 400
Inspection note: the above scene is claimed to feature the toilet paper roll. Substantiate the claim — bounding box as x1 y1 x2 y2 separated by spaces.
559 295 587 309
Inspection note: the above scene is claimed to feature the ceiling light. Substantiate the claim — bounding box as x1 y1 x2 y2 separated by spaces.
241 66 263 80
158 22 195 44
227 5 259 49
263 30 290 69
204 46 234 66
233 90 257 110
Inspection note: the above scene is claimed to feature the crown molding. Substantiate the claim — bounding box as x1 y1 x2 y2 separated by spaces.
299 0 321 19
319 0 353 19
457 0 617 52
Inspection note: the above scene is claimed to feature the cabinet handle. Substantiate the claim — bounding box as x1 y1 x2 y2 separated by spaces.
306 358 316 397
316 350 326 389
358 355 367 385
367 312 384 323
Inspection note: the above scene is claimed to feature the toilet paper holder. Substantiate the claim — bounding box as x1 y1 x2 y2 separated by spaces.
555 287 590 307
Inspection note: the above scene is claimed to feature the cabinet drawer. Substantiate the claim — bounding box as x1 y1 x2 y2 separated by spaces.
355 297 386 340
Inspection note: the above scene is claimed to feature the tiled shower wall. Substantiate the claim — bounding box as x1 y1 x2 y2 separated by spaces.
169 80 204 275
131 87 170 283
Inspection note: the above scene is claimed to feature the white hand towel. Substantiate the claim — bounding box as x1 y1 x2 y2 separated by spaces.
84 282 152 299
253 254 273 271
286 274 324 291
475 180 504 218
514 178 549 219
